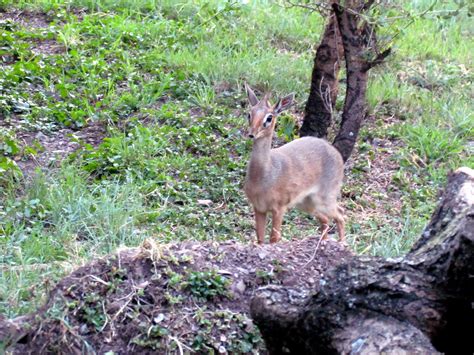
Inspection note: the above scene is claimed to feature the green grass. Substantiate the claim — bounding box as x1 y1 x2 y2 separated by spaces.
1 0 473 318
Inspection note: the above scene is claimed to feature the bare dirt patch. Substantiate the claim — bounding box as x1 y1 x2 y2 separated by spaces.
0 8 81 61
2 118 106 176
29 38 65 55
0 9 51 30
2 238 351 354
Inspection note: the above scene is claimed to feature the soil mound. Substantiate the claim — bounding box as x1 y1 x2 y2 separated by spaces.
3 238 350 354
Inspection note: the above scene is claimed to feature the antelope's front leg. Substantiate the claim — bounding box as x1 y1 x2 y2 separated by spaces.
254 210 267 245
270 208 284 243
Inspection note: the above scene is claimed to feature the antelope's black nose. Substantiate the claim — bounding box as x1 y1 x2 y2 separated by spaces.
248 134 255 139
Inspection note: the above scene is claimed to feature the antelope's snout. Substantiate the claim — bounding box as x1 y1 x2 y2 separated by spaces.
247 112 267 140
247 127 256 139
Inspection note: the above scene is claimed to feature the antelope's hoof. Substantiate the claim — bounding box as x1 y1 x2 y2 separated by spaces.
339 238 348 247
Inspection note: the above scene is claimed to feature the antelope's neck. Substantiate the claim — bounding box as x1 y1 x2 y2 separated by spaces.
248 136 272 181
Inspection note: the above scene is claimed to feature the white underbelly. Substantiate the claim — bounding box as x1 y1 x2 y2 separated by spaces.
291 186 321 212
247 185 320 214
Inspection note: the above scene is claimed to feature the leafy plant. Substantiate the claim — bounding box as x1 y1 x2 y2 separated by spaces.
0 129 23 186
185 269 229 300
131 322 169 350
276 113 297 142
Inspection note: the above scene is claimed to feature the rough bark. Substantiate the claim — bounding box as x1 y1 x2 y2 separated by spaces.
330 1 391 162
300 9 343 139
251 167 474 354
405 166 474 352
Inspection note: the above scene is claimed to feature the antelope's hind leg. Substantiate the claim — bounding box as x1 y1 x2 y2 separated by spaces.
333 207 345 243
255 210 267 245
315 212 330 240
305 194 330 240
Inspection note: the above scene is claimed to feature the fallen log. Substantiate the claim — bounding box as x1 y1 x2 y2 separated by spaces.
251 167 474 354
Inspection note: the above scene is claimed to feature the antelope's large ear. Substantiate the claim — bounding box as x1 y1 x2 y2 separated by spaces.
245 82 259 107
274 93 295 114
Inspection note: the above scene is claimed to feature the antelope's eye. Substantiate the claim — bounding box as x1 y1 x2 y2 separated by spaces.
247 113 251 121
263 114 273 128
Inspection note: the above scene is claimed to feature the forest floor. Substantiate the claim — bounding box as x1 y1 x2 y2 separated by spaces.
0 1 472 353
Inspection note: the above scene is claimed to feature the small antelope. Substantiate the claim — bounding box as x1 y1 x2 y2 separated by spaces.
243 83 345 244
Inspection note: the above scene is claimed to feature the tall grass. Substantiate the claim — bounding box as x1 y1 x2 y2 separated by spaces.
0 167 153 316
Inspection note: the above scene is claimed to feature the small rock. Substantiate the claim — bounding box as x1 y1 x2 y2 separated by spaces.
197 199 213 207
234 280 246 294
153 313 165 323
79 323 89 335
35 132 47 141
282 276 297 286
137 281 149 289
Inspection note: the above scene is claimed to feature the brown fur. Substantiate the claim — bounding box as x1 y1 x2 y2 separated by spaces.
244 84 345 244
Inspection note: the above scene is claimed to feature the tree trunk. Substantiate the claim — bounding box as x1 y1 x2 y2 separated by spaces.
301 1 391 162
250 167 474 354
300 8 343 139
331 2 390 162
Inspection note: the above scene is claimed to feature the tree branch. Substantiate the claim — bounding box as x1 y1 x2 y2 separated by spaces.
364 48 392 71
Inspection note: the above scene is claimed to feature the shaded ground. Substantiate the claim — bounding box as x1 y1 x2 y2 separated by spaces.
0 7 85 28
17 120 105 174
1 238 350 354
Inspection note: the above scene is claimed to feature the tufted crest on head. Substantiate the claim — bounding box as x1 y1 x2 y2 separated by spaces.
244 83 293 112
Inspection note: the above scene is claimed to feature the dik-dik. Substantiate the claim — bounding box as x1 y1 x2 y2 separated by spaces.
243 83 345 244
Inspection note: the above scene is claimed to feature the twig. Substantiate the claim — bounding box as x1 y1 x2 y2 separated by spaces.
88 274 110 286
99 300 109 332
284 0 330 14
169 335 194 354
302 230 331 269
196 1 239 28
319 74 333 117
